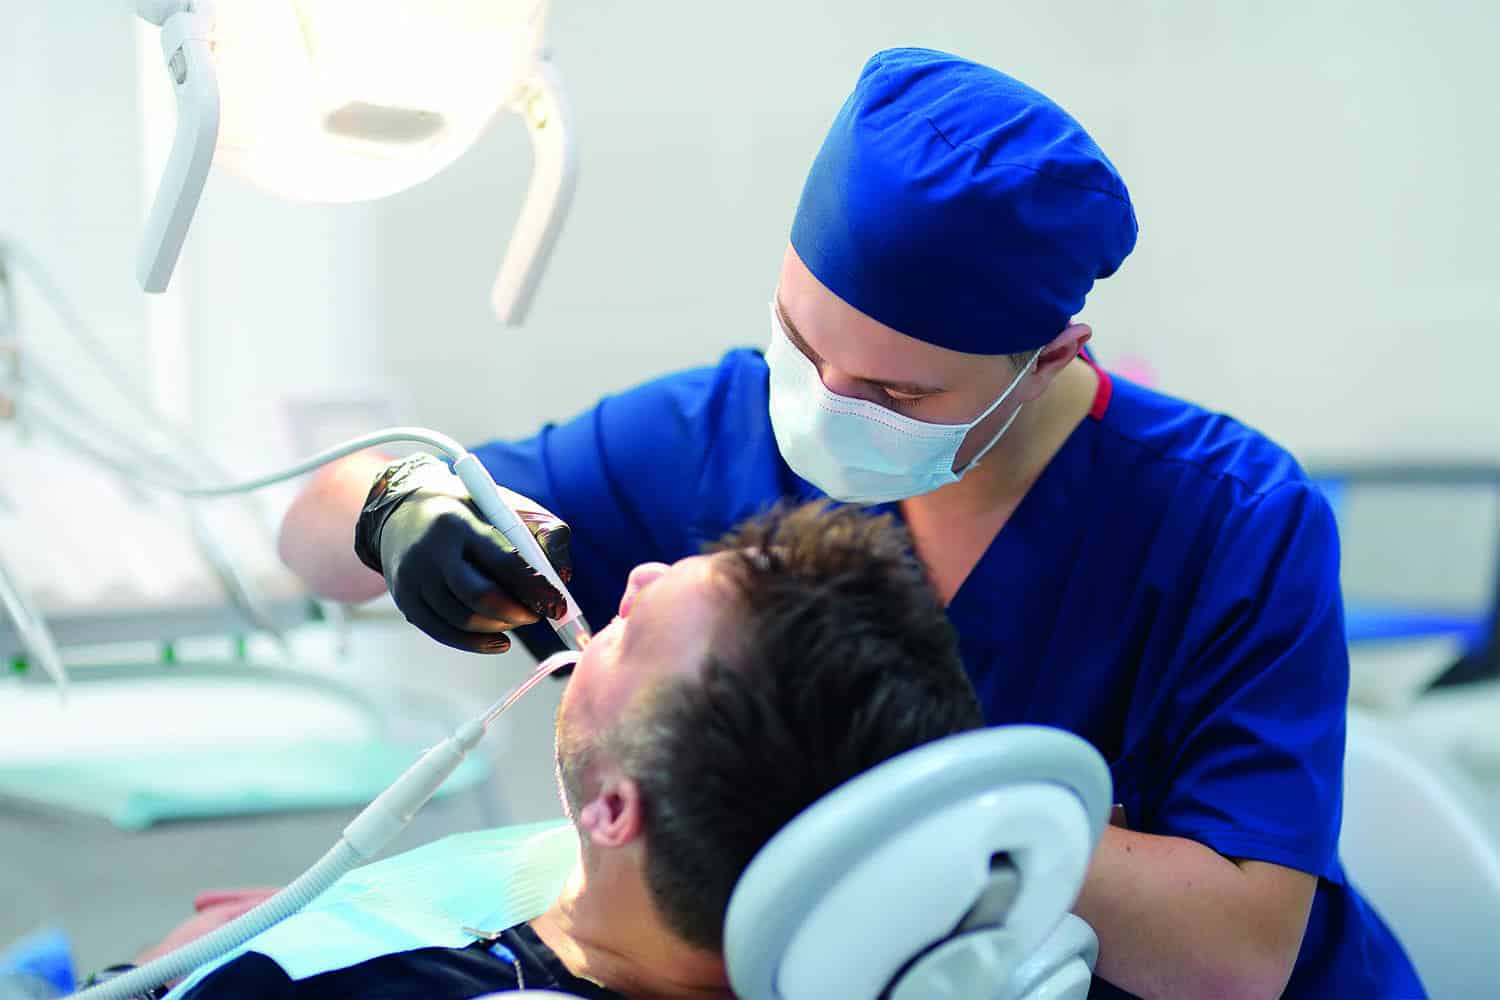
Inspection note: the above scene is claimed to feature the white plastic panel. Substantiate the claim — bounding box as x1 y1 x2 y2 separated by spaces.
777 785 1091 999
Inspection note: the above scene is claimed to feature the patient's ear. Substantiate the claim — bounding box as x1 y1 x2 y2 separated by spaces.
578 773 644 850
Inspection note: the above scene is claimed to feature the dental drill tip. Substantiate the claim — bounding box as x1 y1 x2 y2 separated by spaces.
553 617 592 652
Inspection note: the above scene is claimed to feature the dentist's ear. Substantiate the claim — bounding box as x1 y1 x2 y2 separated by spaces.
1037 322 1092 376
1014 322 1092 405
578 775 644 849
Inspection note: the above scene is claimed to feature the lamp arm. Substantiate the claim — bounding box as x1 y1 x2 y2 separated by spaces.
490 54 578 325
136 3 220 293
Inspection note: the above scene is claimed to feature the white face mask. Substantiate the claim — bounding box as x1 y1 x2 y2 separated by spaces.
766 303 1040 504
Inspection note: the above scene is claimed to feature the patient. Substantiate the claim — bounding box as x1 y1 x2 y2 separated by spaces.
149 502 983 999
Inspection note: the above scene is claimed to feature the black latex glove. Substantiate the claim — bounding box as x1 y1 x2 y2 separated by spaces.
353 454 573 653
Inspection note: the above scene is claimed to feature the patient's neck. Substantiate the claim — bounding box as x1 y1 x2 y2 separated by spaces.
530 856 732 1000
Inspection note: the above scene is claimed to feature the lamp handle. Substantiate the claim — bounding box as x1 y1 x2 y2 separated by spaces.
136 5 220 293
491 55 578 325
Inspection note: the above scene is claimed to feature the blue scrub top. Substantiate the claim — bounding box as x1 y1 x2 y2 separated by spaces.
472 349 1424 999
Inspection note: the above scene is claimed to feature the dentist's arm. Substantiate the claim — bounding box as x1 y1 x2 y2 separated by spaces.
1074 484 1345 997
278 451 573 653
278 451 392 602
1075 827 1315 999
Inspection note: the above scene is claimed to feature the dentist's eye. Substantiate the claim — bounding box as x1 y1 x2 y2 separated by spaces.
881 388 929 409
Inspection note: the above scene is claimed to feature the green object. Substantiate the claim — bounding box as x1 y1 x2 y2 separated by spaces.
233 635 248 660
9 657 25 674
0 741 490 830
161 643 177 664
165 820 575 997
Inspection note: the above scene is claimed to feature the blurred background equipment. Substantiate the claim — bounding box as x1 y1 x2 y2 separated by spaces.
0 243 527 969
2 1 1498 992
1311 463 1500 708
1339 709 1500 1000
135 0 575 324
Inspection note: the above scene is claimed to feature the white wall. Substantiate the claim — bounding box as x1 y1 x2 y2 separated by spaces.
9 2 1499 468
0 6 150 403
1093 1 1500 461
178 182 387 461
3 3 1497 964
319 0 1497 462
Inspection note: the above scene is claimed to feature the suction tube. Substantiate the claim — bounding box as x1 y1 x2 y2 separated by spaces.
16 419 592 651
68 650 581 999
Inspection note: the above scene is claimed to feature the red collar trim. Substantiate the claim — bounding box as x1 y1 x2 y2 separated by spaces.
1079 349 1113 421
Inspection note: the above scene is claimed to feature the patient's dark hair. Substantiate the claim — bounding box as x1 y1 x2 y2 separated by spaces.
612 501 983 953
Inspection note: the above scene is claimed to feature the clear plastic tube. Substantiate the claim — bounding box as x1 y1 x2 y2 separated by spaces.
1 243 296 649
16 366 294 654
0 553 67 695
18 394 592 649
483 649 581 726
17 405 464 498
0 240 300 667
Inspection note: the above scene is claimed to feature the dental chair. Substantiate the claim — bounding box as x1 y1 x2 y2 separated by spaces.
486 725 1112 1000
1339 709 1500 999
726 725 1110 999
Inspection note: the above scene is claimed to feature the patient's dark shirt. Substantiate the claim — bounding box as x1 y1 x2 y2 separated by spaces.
178 922 624 999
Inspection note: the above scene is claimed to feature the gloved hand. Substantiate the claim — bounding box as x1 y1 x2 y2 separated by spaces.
354 454 573 653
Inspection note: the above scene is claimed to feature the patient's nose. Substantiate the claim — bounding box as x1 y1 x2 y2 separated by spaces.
620 562 670 617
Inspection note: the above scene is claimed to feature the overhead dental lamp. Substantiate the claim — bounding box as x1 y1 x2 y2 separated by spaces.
135 0 576 324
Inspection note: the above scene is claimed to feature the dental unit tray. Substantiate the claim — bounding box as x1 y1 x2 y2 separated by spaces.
0 661 491 831
0 600 310 665
0 431 314 666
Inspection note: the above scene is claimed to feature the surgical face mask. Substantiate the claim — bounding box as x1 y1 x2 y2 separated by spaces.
766 304 1041 504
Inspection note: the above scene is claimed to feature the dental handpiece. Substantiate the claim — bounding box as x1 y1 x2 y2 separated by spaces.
27 420 594 654
453 454 592 651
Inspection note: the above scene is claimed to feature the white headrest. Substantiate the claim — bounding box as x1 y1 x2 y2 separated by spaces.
724 726 1111 1000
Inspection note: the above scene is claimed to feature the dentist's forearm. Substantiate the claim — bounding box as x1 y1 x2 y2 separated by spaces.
1074 826 1313 1000
278 451 392 602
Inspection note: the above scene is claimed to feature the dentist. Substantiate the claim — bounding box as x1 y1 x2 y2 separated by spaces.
280 48 1422 999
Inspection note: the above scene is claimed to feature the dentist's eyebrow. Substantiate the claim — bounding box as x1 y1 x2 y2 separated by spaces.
773 297 946 396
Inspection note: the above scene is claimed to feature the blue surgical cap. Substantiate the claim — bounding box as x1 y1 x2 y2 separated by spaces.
790 48 1138 356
